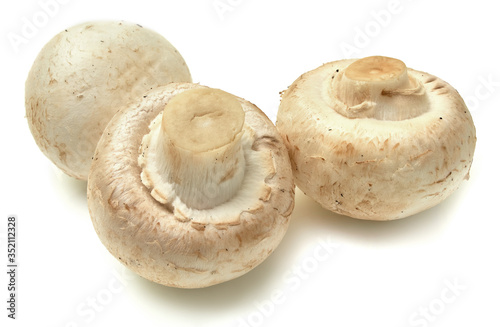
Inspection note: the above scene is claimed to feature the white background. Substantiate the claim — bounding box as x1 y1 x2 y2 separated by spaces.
1 0 499 326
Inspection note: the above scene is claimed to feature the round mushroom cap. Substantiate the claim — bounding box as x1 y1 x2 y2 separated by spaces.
277 57 476 220
25 21 192 180
87 83 295 288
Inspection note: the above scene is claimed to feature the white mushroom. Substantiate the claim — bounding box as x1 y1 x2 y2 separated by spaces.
277 56 476 220
25 21 191 180
87 83 295 288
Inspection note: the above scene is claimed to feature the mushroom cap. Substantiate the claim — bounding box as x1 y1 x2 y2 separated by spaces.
25 21 192 180
276 59 476 220
87 83 295 288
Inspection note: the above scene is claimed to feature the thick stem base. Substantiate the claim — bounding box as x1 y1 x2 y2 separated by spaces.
330 56 428 121
156 88 246 209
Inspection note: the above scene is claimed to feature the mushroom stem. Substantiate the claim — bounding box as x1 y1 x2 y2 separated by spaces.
159 88 246 210
330 56 428 120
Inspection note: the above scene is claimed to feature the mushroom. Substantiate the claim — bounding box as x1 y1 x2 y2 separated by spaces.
25 21 191 180
276 56 476 220
87 83 295 288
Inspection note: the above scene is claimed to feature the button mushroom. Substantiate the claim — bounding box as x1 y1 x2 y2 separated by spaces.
25 21 191 180
276 56 476 220
87 83 295 288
